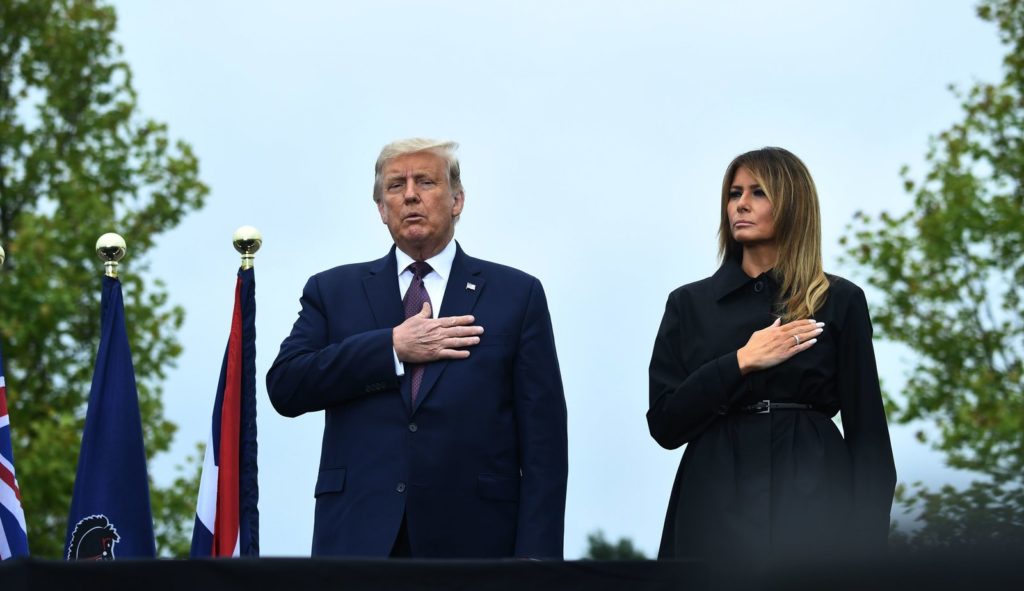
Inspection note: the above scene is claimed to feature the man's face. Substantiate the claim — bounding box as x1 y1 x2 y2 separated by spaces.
378 151 464 259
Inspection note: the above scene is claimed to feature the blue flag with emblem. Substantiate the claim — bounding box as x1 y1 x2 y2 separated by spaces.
65 275 155 560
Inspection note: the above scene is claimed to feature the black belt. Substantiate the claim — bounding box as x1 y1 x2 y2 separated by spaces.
732 400 816 414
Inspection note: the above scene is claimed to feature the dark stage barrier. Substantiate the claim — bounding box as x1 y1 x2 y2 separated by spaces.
1 554 1021 590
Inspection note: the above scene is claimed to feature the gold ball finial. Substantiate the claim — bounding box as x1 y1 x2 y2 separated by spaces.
233 226 262 270
96 233 127 277
0 243 6 268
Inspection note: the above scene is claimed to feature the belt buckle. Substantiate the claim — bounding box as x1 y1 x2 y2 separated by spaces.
753 400 771 414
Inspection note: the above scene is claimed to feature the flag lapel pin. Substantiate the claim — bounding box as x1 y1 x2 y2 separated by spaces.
466 282 476 291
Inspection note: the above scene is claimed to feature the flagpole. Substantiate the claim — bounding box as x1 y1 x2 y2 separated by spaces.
95 233 126 278
65 231 156 559
191 226 262 558
232 225 262 269
1 238 32 560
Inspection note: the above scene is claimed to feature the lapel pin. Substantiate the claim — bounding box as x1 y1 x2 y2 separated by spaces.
466 282 476 291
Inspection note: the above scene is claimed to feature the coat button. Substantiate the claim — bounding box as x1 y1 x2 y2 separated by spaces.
396 482 407 493
754 281 764 293
408 423 418 432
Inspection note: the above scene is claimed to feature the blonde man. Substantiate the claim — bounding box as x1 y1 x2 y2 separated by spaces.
269 138 568 558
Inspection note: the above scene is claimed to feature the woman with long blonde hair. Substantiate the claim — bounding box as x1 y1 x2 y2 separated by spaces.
648 147 896 563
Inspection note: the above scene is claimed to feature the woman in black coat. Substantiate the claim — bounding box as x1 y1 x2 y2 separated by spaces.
648 147 896 563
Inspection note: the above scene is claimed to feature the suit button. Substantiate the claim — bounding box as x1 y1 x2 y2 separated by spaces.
408 423 418 432
754 281 764 293
396 482 407 493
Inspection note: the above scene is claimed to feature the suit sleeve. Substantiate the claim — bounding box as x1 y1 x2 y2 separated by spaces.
512 278 568 559
266 274 400 417
647 291 744 449
836 285 897 551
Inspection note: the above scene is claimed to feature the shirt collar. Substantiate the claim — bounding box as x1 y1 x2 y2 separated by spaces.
395 239 457 280
712 254 776 301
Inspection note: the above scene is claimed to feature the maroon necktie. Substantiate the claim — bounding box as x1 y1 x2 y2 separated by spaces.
403 261 433 404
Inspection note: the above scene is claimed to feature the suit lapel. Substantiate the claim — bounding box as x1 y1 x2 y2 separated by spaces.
362 246 404 327
413 242 485 414
361 247 413 411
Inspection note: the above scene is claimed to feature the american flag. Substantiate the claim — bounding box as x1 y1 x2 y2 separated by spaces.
0 346 29 560
190 267 259 557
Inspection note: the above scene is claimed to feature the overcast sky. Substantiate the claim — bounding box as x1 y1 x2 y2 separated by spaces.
107 0 1004 558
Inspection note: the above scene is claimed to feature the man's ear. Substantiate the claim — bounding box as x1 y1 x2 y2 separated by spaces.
452 190 465 217
377 199 387 224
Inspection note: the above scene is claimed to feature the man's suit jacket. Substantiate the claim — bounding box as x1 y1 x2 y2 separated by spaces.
266 243 568 558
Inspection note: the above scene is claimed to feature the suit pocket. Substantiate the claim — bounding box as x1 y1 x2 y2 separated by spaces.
477 473 520 502
314 467 346 498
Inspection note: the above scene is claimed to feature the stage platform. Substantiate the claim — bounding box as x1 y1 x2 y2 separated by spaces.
1 553 1020 590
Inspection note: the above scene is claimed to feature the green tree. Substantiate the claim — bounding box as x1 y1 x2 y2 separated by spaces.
583 530 648 560
842 0 1024 550
0 0 207 557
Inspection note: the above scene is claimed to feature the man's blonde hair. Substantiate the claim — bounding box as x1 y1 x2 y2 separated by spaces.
373 138 463 204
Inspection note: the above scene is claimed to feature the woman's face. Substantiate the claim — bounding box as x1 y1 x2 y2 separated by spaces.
727 167 775 245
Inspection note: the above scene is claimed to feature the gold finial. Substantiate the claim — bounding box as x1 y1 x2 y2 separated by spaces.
96 233 127 278
0 243 5 268
233 226 262 270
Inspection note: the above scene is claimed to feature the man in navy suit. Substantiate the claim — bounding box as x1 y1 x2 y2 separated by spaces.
267 138 568 558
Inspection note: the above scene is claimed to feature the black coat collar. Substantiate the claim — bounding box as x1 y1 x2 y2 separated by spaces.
711 255 777 301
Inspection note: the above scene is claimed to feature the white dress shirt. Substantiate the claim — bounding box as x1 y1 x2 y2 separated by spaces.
392 239 457 375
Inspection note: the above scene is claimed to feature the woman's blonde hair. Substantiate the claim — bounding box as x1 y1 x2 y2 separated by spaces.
718 147 829 321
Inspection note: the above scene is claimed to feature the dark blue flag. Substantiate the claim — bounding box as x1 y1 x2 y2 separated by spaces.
191 267 259 557
65 276 155 560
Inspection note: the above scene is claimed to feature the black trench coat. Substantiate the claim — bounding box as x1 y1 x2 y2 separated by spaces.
648 257 896 562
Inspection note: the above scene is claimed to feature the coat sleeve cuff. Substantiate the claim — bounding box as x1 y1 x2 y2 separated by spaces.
715 351 743 404
392 346 405 376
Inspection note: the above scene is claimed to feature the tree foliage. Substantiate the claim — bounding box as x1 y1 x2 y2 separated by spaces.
842 0 1024 549
583 530 648 560
0 0 207 557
